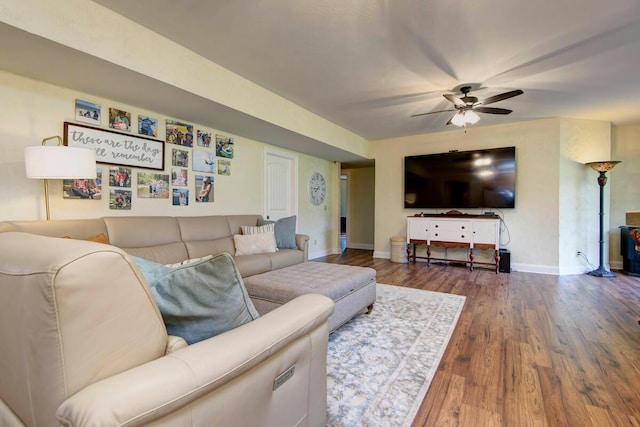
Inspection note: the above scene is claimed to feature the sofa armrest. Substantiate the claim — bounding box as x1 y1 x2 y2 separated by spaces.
296 234 310 261
56 294 334 427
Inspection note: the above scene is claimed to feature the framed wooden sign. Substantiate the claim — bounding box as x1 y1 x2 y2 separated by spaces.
64 122 164 170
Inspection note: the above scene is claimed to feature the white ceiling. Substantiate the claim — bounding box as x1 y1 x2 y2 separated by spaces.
2 1 639 163
91 0 640 141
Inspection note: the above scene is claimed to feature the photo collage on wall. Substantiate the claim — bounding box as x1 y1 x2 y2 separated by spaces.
68 99 234 209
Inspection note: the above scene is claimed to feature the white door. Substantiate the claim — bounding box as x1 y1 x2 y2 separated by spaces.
264 149 298 221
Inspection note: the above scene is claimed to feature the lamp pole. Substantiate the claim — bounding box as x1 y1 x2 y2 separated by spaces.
585 161 620 278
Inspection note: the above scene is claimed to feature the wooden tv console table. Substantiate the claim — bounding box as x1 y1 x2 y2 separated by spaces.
406 214 501 273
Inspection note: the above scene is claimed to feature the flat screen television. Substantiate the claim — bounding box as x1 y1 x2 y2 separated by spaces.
404 146 516 209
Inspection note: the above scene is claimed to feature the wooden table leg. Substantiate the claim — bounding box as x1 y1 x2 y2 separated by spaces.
495 249 500 274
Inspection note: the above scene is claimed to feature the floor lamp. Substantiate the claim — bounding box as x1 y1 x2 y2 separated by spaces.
24 136 96 220
585 160 621 278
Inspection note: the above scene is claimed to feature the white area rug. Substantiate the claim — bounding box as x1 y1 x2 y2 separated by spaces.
326 283 466 427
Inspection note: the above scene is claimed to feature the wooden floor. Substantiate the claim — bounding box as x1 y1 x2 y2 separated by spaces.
314 249 640 427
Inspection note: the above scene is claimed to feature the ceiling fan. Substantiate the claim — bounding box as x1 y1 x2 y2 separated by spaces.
411 85 524 127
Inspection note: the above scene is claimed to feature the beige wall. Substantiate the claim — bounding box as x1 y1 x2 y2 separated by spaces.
0 71 338 257
2 68 635 271
343 167 375 249
298 156 340 258
610 124 640 269
370 117 616 274
558 119 612 274
2 1 637 272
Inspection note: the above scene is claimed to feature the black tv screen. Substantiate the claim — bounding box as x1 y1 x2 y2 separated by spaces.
404 146 516 209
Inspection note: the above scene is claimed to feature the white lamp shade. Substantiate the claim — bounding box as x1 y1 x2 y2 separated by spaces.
24 146 96 179
450 112 466 127
465 110 480 124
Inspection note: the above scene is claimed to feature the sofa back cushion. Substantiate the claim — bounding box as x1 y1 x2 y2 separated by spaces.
178 215 263 260
104 216 188 264
0 232 167 427
227 215 263 235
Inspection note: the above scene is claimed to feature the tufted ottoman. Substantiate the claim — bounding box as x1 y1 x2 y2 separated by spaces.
243 262 376 332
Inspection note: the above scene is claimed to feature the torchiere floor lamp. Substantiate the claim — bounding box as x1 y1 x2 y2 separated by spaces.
585 160 621 277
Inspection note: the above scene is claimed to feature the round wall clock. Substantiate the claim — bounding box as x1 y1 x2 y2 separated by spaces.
308 172 326 206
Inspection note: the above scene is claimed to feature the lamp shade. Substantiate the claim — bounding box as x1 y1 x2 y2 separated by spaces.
465 110 480 124
585 160 621 173
450 112 466 127
24 146 96 179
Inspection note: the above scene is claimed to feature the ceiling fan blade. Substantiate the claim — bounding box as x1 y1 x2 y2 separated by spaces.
474 107 513 115
480 89 523 106
443 94 466 107
411 109 455 117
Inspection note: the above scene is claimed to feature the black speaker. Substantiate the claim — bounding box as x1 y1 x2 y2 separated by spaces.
499 249 511 273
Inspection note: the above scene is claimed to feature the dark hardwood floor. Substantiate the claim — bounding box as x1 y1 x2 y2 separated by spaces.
314 249 640 427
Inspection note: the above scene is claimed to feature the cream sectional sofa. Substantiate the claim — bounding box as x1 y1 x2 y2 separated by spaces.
0 214 308 277
0 215 334 427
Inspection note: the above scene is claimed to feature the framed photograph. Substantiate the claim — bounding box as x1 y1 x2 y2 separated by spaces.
218 159 231 176
64 122 164 170
63 167 102 199
171 168 188 186
172 148 189 167
137 172 169 199
166 120 194 146
172 188 189 206
138 115 159 138
197 130 212 148
215 134 234 158
193 149 216 173
110 189 131 210
195 175 214 203
75 99 101 125
109 166 132 188
109 108 132 132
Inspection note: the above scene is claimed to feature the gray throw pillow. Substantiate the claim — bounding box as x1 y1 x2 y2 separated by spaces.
258 215 297 249
131 254 259 344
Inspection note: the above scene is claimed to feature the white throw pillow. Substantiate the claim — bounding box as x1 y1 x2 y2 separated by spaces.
234 231 277 255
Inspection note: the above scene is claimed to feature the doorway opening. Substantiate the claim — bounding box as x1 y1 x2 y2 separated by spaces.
340 161 375 254
340 174 347 252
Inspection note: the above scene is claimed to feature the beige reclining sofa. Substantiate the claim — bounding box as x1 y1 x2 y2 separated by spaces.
0 215 335 427
0 214 309 277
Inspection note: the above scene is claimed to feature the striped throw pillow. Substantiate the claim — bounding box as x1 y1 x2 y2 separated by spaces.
241 223 275 235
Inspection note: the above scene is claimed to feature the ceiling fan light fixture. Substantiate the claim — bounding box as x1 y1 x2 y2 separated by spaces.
413 85 523 127
465 110 480 124
450 110 481 127
450 111 466 127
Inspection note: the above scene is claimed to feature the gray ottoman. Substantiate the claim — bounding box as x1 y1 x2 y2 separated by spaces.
243 262 376 331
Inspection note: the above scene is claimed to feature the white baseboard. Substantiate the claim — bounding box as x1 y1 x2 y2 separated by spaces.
610 260 623 271
373 250 390 259
347 242 374 250
371 250 622 276
308 248 332 260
